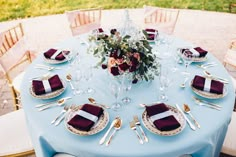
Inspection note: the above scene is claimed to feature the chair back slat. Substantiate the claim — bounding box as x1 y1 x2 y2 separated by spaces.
66 8 102 36
144 6 180 34
0 23 24 57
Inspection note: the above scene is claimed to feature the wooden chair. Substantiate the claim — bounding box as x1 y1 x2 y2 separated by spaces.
0 109 34 156
143 6 180 35
66 8 102 36
221 112 236 156
0 23 32 110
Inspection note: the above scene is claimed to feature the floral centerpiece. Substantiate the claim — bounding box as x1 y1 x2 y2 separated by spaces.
89 28 159 84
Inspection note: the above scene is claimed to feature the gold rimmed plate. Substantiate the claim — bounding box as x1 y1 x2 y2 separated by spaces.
29 76 66 99
43 57 68 64
65 105 109 136
142 104 186 136
190 80 227 99
177 49 208 63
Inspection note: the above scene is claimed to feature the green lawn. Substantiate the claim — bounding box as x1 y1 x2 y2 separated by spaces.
0 0 235 22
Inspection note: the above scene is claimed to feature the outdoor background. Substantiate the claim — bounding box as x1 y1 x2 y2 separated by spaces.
1 0 236 22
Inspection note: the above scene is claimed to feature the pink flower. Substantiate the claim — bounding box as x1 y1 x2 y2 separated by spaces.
133 53 140 61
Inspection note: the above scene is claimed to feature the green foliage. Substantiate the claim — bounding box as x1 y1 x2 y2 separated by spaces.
0 0 235 22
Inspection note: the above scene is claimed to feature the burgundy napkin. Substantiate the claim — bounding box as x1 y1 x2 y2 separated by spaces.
192 75 224 94
146 103 181 131
32 75 63 95
181 47 208 58
145 28 158 41
68 104 104 131
44 49 70 61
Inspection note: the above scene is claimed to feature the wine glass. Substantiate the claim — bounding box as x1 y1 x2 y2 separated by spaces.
73 69 83 95
110 82 122 111
181 49 193 76
62 50 74 67
83 66 95 94
158 65 172 102
121 73 132 104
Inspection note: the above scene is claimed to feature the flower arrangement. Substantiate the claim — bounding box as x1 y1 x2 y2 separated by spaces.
90 29 159 83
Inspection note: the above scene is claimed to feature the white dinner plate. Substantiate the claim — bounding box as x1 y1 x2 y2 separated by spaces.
142 104 186 136
65 104 109 136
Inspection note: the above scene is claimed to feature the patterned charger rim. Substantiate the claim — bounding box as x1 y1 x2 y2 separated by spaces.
141 104 186 136
65 105 109 136
190 80 227 99
29 78 66 99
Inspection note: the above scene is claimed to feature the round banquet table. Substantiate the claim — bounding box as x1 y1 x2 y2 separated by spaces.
21 33 235 157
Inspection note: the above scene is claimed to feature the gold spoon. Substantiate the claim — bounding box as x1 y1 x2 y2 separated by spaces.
37 97 72 111
180 78 188 88
105 117 122 146
88 98 110 109
66 74 75 90
183 104 201 129
35 97 71 108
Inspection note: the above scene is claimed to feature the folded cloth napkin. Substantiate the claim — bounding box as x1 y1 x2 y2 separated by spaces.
32 75 63 95
192 75 224 94
145 28 158 41
146 103 181 131
68 104 104 131
181 47 208 58
44 48 70 61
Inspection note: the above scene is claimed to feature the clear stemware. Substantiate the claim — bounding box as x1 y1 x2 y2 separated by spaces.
83 66 95 94
62 50 74 67
159 65 172 102
110 81 122 111
73 69 83 95
181 49 193 76
121 73 132 104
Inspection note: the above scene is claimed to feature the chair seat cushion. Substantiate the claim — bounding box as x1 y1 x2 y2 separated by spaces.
0 109 33 156
221 112 236 156
12 71 25 92
230 75 236 92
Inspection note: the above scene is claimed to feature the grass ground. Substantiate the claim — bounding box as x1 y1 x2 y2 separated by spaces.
1 0 236 22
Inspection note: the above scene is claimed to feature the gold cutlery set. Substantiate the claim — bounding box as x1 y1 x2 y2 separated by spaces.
99 116 122 146
129 115 148 144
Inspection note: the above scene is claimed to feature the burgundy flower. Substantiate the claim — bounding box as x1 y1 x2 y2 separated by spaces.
130 56 139 67
129 65 137 72
110 29 117 35
132 78 138 84
98 28 104 33
110 66 120 76
102 64 107 69
118 62 130 71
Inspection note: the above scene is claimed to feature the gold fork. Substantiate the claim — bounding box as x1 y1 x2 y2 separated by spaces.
133 115 148 142
129 121 144 144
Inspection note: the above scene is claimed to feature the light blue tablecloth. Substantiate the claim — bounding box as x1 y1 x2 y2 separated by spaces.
21 35 235 157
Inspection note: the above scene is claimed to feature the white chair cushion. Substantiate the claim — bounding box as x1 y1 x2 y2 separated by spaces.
12 71 25 92
0 109 33 156
221 112 236 156
230 75 236 92
53 153 76 157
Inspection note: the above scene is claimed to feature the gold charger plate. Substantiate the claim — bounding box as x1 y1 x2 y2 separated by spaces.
142 104 186 136
29 76 66 99
65 105 109 136
190 80 227 99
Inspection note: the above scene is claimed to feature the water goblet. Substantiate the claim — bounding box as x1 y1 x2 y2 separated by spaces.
158 65 172 102
110 82 122 111
62 50 74 67
83 66 95 94
181 49 193 76
73 69 83 95
121 73 132 104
